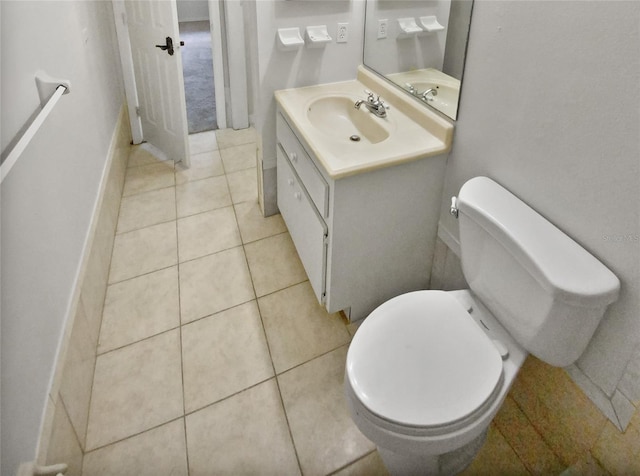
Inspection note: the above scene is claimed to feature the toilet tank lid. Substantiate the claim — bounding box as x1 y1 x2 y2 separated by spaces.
457 177 620 307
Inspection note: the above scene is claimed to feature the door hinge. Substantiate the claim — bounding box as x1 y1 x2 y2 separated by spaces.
135 106 141 117
321 292 327 304
323 232 329 245
121 12 127 26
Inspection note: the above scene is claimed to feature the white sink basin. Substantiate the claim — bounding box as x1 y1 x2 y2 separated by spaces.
275 66 453 178
306 95 390 145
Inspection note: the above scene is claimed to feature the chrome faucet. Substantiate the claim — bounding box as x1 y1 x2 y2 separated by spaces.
354 90 388 118
421 88 438 102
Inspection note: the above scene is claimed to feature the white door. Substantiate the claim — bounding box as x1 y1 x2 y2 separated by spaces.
125 0 190 165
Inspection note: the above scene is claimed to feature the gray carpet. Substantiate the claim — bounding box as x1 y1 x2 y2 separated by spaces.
180 21 217 133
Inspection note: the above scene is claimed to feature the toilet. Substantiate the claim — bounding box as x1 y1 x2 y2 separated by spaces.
344 176 620 476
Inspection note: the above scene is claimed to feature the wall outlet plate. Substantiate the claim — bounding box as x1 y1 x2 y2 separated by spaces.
377 19 388 39
337 22 348 43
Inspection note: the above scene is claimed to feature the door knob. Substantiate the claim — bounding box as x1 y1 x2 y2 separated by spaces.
155 36 174 56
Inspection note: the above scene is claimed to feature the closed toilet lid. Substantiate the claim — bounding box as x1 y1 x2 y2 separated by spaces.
346 291 503 428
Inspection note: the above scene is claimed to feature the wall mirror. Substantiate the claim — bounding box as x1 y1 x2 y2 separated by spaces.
363 0 474 120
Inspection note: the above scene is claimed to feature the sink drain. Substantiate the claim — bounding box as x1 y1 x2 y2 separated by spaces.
349 135 361 142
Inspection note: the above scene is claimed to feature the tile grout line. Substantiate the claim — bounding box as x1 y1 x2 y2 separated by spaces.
96 324 182 357
174 157 192 476
275 341 351 379
492 420 536 475
83 415 186 456
509 393 566 472
326 449 379 476
57 392 86 462
229 182 305 475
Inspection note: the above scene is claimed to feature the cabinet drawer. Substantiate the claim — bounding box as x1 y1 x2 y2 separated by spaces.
277 113 329 218
277 147 327 304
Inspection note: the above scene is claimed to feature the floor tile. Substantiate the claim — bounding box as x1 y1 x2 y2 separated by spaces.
182 301 273 413
460 424 530 476
179 247 255 324
226 167 257 204
83 419 188 476
123 161 175 197
509 356 606 465
493 396 564 474
177 206 241 263
127 146 170 168
244 232 307 297
346 320 362 338
185 379 300 476
109 221 177 284
215 127 257 149
561 452 608 476
99 267 180 354
117 187 176 234
234 200 286 244
175 149 224 185
86 330 183 450
45 401 83 476
278 346 374 476
333 451 389 476
220 142 257 173
258 281 350 373
591 420 640 475
189 130 218 155
59 303 95 446
176 175 231 218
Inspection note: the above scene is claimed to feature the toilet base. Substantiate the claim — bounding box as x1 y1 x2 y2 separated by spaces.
377 428 488 476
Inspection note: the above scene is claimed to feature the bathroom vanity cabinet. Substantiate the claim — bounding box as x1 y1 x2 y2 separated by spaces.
276 109 448 322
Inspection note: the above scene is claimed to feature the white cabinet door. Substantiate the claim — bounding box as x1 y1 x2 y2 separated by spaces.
277 147 327 303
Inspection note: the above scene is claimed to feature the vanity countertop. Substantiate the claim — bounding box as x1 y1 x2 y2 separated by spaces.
275 66 454 179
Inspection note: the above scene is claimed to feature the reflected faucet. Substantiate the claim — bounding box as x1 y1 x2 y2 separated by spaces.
422 88 438 102
354 90 388 118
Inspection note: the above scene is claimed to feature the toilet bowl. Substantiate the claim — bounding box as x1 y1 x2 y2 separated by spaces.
344 177 620 475
345 289 526 475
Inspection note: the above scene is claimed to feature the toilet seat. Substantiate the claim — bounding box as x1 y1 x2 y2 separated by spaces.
346 291 503 430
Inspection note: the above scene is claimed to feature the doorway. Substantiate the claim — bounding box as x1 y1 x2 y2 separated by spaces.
177 1 217 133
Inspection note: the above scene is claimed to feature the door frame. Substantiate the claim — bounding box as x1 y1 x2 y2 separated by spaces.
114 0 246 139
208 0 227 130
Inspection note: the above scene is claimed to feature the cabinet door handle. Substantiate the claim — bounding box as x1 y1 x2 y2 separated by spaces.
290 152 298 163
294 191 302 200
287 178 294 186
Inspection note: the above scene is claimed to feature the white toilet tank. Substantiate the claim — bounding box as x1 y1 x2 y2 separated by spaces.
456 177 620 367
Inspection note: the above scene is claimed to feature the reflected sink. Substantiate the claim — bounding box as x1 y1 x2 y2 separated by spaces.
306 95 390 144
409 81 459 118
388 68 461 119
412 82 458 105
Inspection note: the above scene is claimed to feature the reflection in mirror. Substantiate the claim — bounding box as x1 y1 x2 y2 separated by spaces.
363 0 473 120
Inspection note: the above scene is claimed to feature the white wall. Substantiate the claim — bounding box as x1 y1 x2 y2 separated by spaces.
0 2 124 474
437 1 640 416
177 0 209 22
253 0 366 213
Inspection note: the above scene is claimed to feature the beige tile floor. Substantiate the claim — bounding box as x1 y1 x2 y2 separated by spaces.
82 128 546 475
82 129 383 476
